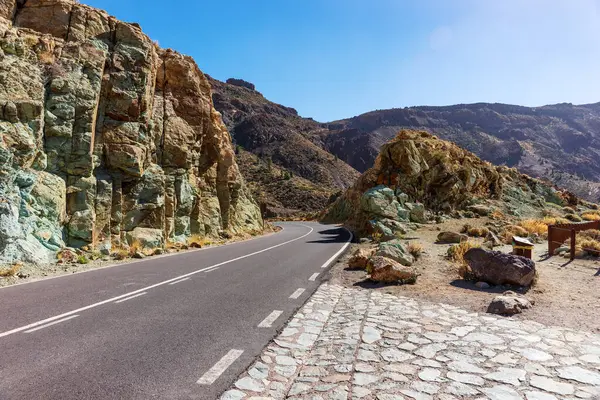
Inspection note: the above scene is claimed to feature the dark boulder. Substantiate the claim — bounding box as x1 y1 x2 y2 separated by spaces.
464 248 536 286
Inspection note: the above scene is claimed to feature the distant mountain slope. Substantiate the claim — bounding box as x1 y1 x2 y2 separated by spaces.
325 102 600 202
208 77 360 216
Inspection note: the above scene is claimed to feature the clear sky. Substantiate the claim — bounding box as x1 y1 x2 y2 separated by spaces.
85 0 600 122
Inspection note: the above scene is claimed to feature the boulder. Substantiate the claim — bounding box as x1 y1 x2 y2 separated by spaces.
467 204 492 216
125 227 164 250
348 248 373 269
375 239 414 266
405 202 426 223
464 248 536 286
437 231 468 244
367 256 417 283
361 186 409 221
487 291 533 315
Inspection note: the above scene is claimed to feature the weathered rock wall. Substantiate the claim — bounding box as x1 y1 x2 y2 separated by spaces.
0 0 262 264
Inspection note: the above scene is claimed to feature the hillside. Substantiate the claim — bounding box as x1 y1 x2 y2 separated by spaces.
325 102 600 202
208 77 360 216
324 130 584 236
0 0 262 265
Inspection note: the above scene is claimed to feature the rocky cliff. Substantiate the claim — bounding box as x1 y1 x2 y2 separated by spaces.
0 0 262 265
208 76 359 216
325 102 600 203
324 130 575 235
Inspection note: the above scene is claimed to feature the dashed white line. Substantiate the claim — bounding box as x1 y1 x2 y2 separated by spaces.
24 315 79 333
0 225 314 339
309 272 320 281
289 288 306 299
114 292 147 304
257 310 283 328
168 277 190 285
197 349 244 385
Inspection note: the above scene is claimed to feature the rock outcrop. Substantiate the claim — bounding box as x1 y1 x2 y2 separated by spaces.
323 130 570 236
0 0 262 264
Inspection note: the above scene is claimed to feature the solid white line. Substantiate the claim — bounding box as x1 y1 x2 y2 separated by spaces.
309 273 320 281
320 228 353 268
257 310 283 328
204 267 219 273
0 224 314 338
24 315 79 333
289 288 306 299
168 277 190 285
114 292 147 304
197 349 244 385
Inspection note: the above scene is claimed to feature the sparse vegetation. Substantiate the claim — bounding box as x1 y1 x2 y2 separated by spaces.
77 255 89 264
581 212 600 221
447 241 480 280
128 239 142 257
408 242 423 259
565 213 583 222
187 234 212 248
461 224 489 237
0 263 22 278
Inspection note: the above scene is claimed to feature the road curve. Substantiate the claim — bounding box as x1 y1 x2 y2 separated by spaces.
0 222 352 400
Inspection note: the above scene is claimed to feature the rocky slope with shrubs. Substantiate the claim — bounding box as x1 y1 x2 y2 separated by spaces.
325 102 600 203
208 76 360 216
323 130 578 238
0 0 262 266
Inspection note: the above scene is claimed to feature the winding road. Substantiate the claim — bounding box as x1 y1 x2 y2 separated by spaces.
0 222 352 400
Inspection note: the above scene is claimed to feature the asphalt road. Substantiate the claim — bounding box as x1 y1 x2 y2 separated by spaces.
0 222 352 400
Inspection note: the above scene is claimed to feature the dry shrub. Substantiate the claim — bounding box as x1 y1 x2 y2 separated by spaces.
500 224 529 244
0 263 22 278
565 213 582 222
541 216 570 225
408 242 423 259
581 212 600 221
467 227 489 237
187 234 211 248
579 238 600 256
490 210 506 221
112 247 129 260
518 219 548 236
447 241 480 280
128 239 142 257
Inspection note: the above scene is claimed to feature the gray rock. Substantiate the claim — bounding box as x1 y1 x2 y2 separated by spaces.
367 256 417 283
374 239 415 266
437 231 468 243
464 248 536 286
487 291 533 315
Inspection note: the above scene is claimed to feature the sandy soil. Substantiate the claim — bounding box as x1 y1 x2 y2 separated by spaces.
330 218 600 334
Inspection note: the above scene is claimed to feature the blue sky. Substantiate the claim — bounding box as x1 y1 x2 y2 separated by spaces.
86 0 600 122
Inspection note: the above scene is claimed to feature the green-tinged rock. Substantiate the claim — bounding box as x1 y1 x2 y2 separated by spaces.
405 202 426 223
361 185 409 220
126 227 164 249
375 239 414 266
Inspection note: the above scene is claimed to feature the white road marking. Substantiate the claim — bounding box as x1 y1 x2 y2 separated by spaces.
114 292 147 304
168 277 190 285
289 288 305 299
24 315 79 333
320 228 353 268
0 225 314 338
309 273 319 281
197 349 244 385
258 310 283 328
204 267 219 273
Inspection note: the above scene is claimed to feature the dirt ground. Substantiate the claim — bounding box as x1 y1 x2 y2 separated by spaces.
330 218 600 334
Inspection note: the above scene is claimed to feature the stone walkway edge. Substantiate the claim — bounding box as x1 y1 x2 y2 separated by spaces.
221 284 600 400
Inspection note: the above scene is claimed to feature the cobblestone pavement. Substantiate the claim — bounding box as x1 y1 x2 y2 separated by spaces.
222 284 600 400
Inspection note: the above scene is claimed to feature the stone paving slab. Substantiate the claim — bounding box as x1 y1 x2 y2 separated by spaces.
221 284 600 400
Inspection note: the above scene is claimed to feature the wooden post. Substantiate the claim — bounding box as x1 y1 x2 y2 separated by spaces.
548 225 552 256
570 228 576 261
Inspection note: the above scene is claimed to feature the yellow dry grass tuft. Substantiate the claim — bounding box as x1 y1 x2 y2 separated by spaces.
0 263 22 278
490 210 506 221
581 212 600 221
128 239 143 257
466 226 489 238
187 234 212 248
407 242 423 259
447 241 480 280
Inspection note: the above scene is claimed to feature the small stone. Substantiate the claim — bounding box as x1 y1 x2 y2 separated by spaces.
355 363 376 373
444 382 480 397
358 349 380 362
353 386 372 398
529 375 575 395
383 363 417 375
234 377 265 392
362 326 382 344
482 385 522 400
322 374 351 383
220 389 246 400
415 343 447 359
288 382 311 396
354 373 380 386
418 368 442 382
518 348 553 362
491 352 519 365
448 360 487 374
447 371 485 386
412 381 439 394
484 367 526 386
399 389 433 400
381 348 414 362
475 281 490 289
524 392 558 400
557 366 600 385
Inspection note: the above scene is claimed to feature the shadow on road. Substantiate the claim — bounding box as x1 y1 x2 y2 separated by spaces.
306 228 351 244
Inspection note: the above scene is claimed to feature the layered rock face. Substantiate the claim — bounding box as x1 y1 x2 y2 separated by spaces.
0 0 262 264
324 130 572 235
